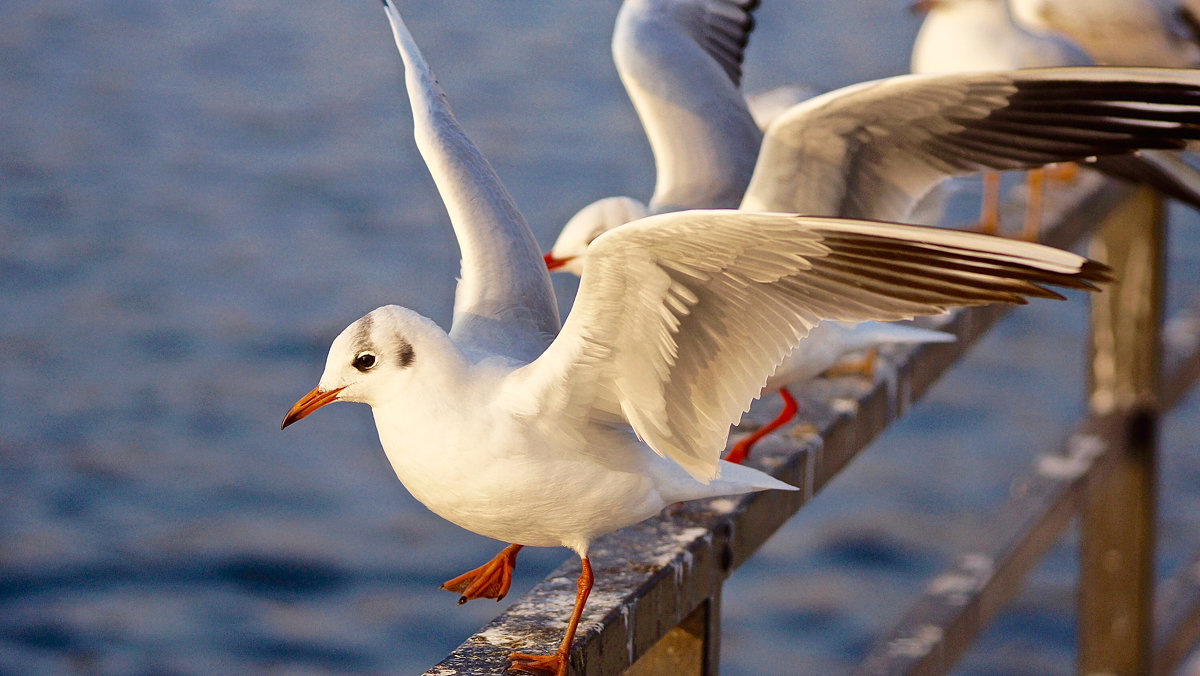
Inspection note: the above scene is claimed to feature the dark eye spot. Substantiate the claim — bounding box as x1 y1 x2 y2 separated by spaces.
397 342 414 368
353 352 376 372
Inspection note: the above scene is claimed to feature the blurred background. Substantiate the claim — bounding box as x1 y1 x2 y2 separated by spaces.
2 1 1199 674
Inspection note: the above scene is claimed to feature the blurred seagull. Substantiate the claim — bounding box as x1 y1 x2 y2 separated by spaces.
282 3 1114 675
737 67 1200 220
910 0 1088 239
552 0 1200 469
911 0 1200 238
568 0 1200 237
1008 0 1200 67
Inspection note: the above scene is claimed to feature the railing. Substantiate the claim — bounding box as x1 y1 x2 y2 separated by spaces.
424 173 1200 675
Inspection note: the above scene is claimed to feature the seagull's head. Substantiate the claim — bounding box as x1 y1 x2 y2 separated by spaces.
544 196 648 276
282 305 440 429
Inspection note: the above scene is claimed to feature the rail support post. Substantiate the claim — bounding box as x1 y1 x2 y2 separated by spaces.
625 591 720 675
1081 186 1165 675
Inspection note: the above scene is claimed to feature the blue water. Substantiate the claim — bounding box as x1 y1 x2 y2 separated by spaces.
2 2 1198 674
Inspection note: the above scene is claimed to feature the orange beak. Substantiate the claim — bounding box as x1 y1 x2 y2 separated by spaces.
281 386 345 429
909 0 942 14
543 251 572 271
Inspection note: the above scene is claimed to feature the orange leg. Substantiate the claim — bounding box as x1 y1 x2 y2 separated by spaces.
440 543 522 605
1020 167 1045 243
977 171 1001 236
508 557 593 676
725 388 799 465
1047 160 1078 182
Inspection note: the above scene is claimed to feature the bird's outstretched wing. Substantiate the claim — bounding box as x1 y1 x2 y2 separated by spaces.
514 210 1108 481
741 67 1200 221
613 0 763 211
382 0 560 362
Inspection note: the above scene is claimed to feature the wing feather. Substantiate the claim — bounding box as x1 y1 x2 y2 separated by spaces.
613 0 762 211
381 1 560 362
741 67 1200 221
512 211 1109 480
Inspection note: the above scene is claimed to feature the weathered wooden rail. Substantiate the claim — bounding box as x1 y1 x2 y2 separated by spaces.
423 174 1200 675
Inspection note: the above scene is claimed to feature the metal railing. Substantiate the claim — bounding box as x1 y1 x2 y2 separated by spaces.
424 174 1200 675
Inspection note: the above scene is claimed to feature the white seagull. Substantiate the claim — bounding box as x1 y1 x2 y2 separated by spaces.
1008 0 1200 67
911 0 1088 74
910 0 1087 239
566 0 1200 239
910 0 1200 237
551 0 1200 469
283 4 1112 675
738 67 1200 220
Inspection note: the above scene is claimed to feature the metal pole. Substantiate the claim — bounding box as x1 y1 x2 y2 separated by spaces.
1081 186 1165 675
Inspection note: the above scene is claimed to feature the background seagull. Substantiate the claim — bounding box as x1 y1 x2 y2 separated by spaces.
551 0 1200 471
567 0 1200 237
909 0 1200 238
1008 0 1200 67
282 4 1112 675
739 67 1200 221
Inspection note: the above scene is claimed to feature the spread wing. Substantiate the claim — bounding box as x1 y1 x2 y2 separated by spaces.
382 1 560 363
613 0 763 211
741 67 1200 221
512 210 1108 481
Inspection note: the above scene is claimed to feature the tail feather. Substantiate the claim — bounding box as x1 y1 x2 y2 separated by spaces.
833 321 956 353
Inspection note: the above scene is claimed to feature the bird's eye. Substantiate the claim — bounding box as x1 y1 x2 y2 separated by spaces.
352 352 376 372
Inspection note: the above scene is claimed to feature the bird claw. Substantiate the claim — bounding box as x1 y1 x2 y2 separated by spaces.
506 651 566 676
440 543 522 604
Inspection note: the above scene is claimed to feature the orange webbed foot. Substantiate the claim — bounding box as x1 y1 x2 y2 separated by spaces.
506 651 567 676
440 543 522 604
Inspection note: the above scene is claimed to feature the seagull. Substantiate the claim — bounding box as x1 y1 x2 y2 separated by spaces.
911 0 1088 73
546 206 957 466
737 67 1200 221
910 0 1200 238
910 0 1089 239
551 0 1200 467
283 4 1112 674
567 0 1200 240
1008 0 1200 67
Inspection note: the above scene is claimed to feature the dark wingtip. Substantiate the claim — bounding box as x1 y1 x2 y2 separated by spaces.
1081 259 1115 285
